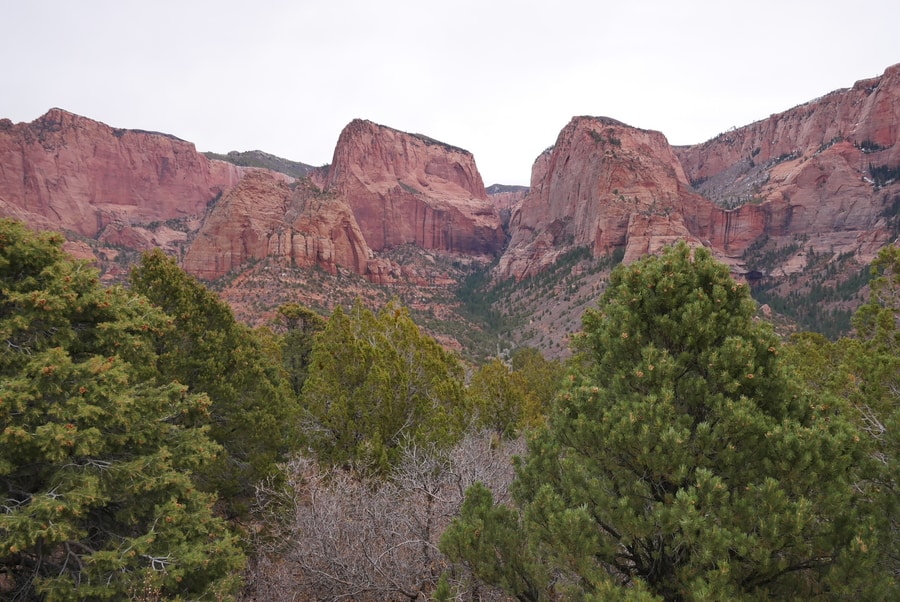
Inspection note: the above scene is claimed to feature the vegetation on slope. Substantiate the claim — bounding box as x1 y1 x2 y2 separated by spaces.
3 219 898 600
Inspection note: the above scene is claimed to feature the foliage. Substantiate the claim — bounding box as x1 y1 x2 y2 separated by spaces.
444 242 878 599
440 483 546 602
509 347 566 410
0 220 244 600
300 299 467 474
467 359 535 437
847 244 900 582
747 242 872 339
274 302 326 397
468 349 564 437
130 250 299 505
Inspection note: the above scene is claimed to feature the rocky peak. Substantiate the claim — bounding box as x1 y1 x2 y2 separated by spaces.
0 108 245 238
183 170 373 281
497 116 709 280
324 119 504 256
675 63 900 265
677 63 900 186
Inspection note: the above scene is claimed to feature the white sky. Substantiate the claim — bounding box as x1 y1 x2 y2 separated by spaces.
2 0 898 185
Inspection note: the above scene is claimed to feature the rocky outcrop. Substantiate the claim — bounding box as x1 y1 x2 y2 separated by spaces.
486 184 529 212
325 119 505 256
0 111 507 284
183 121 508 281
499 65 900 281
183 171 374 280
0 109 245 237
676 64 900 184
497 117 711 279
675 63 900 263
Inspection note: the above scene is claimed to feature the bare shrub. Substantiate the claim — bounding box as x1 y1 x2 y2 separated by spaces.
241 431 523 601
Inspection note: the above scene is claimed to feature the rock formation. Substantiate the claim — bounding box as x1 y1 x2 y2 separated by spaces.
2 63 898 303
325 119 505 256
183 120 507 281
498 64 900 281
497 117 710 280
0 109 245 238
486 184 529 213
675 63 900 264
183 171 375 280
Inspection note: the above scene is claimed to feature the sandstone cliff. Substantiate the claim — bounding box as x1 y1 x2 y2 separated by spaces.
183 171 376 281
0 109 245 238
325 119 505 256
497 117 711 280
498 65 900 281
182 120 507 281
675 63 900 264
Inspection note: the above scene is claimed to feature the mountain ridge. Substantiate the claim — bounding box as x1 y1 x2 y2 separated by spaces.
1 63 898 355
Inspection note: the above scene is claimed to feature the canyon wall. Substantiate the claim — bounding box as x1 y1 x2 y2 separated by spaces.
325 119 504 256
0 109 244 238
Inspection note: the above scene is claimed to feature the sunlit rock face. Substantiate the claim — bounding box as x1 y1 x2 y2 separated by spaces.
325 119 505 257
0 108 244 237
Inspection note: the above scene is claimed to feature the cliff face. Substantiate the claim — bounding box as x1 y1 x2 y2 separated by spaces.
0 111 504 284
676 64 900 184
183 171 374 281
325 119 505 256
499 64 900 281
497 117 710 279
183 120 507 281
0 109 244 238
675 63 900 263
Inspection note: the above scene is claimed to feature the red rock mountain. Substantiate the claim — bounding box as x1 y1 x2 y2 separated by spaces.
498 64 900 281
183 170 386 281
0 111 505 284
183 120 506 281
0 109 244 239
675 63 900 267
325 119 504 256
497 117 709 280
1 63 897 313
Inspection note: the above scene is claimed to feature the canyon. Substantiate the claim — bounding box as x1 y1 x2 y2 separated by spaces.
0 64 898 355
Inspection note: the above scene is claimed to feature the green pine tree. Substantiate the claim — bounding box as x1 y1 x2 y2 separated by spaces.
444 242 878 600
130 250 299 506
0 220 244 600
275 302 326 397
468 358 536 437
300 299 467 474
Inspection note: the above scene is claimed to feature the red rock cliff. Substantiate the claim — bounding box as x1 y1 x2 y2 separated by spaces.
497 117 714 279
183 170 374 280
0 109 244 237
675 63 900 262
325 119 504 256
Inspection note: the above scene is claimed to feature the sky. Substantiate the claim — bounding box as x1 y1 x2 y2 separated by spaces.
2 0 898 186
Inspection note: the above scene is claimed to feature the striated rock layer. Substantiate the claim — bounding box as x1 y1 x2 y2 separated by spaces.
497 117 712 279
499 64 900 281
0 109 245 238
325 119 505 256
675 63 900 264
184 120 507 281
183 171 376 280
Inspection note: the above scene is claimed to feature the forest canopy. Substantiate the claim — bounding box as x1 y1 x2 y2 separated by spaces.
1 220 897 601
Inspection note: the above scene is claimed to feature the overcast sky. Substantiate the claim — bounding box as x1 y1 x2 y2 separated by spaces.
2 0 898 185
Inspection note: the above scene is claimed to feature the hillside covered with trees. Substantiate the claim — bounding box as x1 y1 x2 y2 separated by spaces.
1 219 897 600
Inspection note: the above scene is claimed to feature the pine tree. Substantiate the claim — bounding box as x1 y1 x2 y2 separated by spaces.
846 244 900 585
0 220 244 600
300 299 466 473
275 302 326 397
468 359 540 437
444 242 877 599
130 250 299 505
